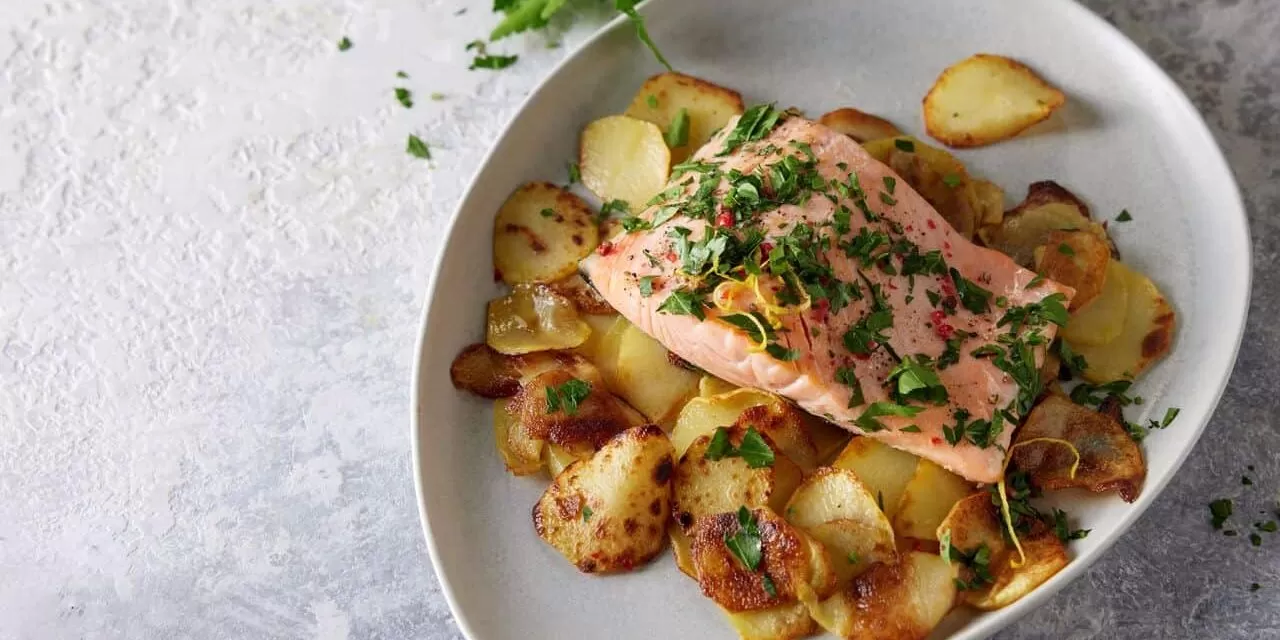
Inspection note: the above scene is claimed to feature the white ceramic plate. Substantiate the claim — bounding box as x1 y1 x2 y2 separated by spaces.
412 0 1250 637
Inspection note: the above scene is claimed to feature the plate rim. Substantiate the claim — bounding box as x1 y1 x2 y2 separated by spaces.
410 0 1252 637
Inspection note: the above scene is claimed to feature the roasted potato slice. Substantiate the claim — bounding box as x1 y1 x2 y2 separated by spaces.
699 375 739 398
624 72 745 164
732 402 823 474
511 367 645 450
831 438 921 519
937 493 1069 610
494 397 544 475
1011 394 1146 502
818 107 903 143
1061 259 1130 346
971 178 1006 229
450 342 521 398
807 552 957 640
670 522 697 578
892 459 974 540
609 322 701 422
493 182 598 284
923 54 1066 148
1069 262 1176 383
486 284 591 355
579 115 671 211
533 425 674 573
673 427 804 528
690 508 837 612
1034 230 1111 310
671 388 777 457
546 442 593 477
547 273 615 315
572 313 622 365
725 602 816 640
784 468 897 582
989 181 1109 267
862 136 982 239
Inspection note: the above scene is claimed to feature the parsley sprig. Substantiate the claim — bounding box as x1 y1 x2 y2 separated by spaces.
705 427 775 468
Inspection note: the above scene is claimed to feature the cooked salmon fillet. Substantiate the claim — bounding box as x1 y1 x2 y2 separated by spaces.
580 109 1072 483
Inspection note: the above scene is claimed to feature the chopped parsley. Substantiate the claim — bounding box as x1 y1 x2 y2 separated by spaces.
395 87 414 108
855 402 923 433
1210 498 1233 530
950 268 993 315
598 199 630 222
843 309 893 356
942 536 994 591
469 54 519 70
566 162 581 184
724 506 764 571
1115 209 1133 222
719 104 785 155
1049 508 1091 542
1057 242 1075 256
545 378 591 415
761 574 777 598
337 36 352 51
396 70 409 78
886 355 948 405
406 135 431 160
665 108 690 148
657 288 708 320
942 173 963 188
705 426 775 468
582 505 593 521
539 208 556 218
894 138 916 153
637 276 657 297
646 94 659 109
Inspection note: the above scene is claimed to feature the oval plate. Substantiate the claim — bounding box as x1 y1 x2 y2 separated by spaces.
412 0 1250 638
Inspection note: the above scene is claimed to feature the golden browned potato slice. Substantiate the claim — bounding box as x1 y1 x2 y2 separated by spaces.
732 402 823 474
699 375 739 398
807 552 957 640
690 508 837 612
862 136 983 239
571 313 622 365
936 493 1069 610
547 273 615 315
533 424 674 573
493 398 544 475
971 179 1006 229
671 388 777 457
784 468 897 582
1011 393 1146 502
831 438 921 519
923 53 1066 148
989 181 1109 267
546 442 593 477
450 343 521 398
486 284 591 355
673 427 804 528
510 367 645 450
1060 259 1130 346
1069 262 1176 383
818 107 903 143
892 459 974 540
725 602 816 640
579 115 671 210
1034 230 1111 310
493 182 598 284
624 72 745 164
609 322 701 422
669 522 697 578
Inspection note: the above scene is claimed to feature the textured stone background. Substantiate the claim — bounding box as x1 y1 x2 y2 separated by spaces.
0 0 1276 638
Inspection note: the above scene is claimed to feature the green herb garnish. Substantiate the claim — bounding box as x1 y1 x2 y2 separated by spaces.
470 54 519 70
406 135 431 159
1115 210 1133 222
666 108 690 148
894 138 915 152
337 37 353 51
545 378 592 415
1210 498 1234 530
724 506 764 570
638 275 656 297
395 87 414 108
